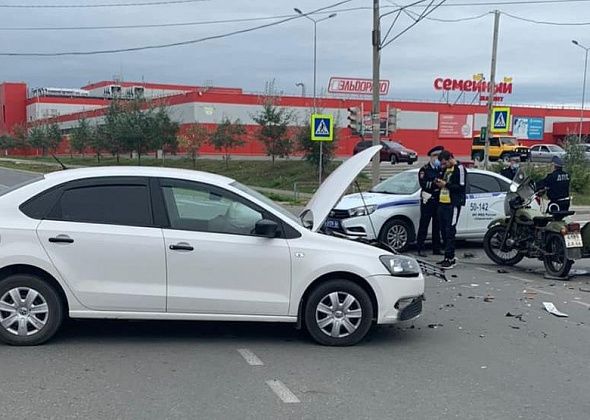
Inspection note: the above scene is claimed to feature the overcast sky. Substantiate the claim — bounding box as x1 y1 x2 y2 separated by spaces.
0 0 589 106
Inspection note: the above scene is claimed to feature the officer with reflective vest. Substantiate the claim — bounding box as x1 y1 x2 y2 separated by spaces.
536 156 571 212
416 145 444 257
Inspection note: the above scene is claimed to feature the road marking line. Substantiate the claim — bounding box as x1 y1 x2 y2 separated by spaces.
508 275 533 283
571 300 590 308
237 348 264 366
266 380 301 404
476 267 497 273
525 287 555 296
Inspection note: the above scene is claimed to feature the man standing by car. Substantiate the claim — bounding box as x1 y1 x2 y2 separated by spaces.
435 150 467 269
536 156 571 211
416 145 444 257
500 156 519 180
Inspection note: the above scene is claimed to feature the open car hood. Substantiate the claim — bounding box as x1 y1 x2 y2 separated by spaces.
300 145 382 232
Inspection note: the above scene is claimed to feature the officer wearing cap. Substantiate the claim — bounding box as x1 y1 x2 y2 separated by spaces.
416 145 444 257
500 156 519 180
536 155 571 212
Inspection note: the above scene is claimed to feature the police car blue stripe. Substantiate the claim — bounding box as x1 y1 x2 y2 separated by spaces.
377 200 420 210
466 192 505 199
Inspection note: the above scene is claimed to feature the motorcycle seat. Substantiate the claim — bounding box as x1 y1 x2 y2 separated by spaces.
548 210 575 220
532 216 553 227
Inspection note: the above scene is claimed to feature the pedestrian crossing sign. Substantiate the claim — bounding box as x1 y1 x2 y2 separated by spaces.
492 107 511 133
311 114 334 141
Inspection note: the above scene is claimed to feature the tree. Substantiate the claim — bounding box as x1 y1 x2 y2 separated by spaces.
102 100 128 163
563 134 590 194
89 124 107 163
27 125 48 155
0 135 15 155
296 118 339 176
209 117 246 167
70 118 92 157
46 123 63 153
179 123 209 168
252 82 294 164
148 107 180 161
11 123 29 150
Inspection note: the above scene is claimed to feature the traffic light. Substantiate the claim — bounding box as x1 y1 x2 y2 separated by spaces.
347 107 362 135
387 107 399 134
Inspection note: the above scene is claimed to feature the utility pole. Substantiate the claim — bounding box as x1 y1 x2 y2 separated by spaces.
484 10 500 170
371 0 381 186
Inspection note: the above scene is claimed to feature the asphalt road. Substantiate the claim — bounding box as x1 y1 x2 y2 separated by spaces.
1 167 589 420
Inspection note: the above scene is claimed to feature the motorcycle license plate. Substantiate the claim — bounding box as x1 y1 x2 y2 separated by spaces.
565 233 583 248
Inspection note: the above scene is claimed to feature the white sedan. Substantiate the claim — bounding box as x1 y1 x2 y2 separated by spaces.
0 146 424 347
325 168 517 252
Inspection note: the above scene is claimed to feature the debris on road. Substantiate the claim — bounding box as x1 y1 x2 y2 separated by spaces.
470 283 479 287
497 269 509 274
542 302 568 318
505 312 526 322
428 323 443 329
579 287 590 293
483 295 495 302
509 325 520 329
463 252 476 259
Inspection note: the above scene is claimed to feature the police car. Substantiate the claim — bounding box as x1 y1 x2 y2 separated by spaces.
325 168 522 252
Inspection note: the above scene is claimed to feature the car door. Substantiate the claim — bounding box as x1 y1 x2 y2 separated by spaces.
464 173 508 235
530 145 541 162
157 178 292 315
539 145 551 162
36 177 167 312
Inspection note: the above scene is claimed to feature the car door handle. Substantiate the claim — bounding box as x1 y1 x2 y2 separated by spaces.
49 235 74 244
169 242 194 251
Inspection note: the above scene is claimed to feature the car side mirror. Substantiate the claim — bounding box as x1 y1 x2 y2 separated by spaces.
254 219 279 238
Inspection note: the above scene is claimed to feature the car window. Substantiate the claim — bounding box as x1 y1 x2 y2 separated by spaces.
531 146 540 152
548 145 563 152
162 183 264 236
540 146 549 152
468 173 504 194
490 138 500 147
371 171 420 195
52 184 152 226
382 141 401 149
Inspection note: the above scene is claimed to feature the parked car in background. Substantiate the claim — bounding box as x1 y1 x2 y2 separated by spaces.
353 140 418 164
323 168 539 252
471 136 530 162
529 144 566 163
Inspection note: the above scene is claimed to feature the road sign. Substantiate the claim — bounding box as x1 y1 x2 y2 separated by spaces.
311 114 334 141
480 126 487 141
492 107 511 133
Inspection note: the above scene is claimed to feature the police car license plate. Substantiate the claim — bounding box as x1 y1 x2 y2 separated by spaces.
565 233 583 248
325 219 341 229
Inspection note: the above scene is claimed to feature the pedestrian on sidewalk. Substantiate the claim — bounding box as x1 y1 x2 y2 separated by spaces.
435 150 467 269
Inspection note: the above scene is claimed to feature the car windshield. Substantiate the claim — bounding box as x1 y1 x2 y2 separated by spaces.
370 171 419 194
382 141 402 149
231 181 300 225
500 137 517 146
0 176 44 197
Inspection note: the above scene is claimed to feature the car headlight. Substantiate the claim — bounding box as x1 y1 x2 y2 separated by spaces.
348 205 377 217
399 151 408 155
380 255 421 277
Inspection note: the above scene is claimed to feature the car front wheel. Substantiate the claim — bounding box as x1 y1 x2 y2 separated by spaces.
0 274 64 346
379 218 412 252
304 279 374 346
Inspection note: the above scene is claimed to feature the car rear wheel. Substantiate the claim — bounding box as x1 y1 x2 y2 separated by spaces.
379 218 412 252
304 279 374 346
472 152 484 162
0 274 64 346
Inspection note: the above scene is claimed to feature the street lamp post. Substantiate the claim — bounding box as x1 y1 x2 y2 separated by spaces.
295 82 306 97
572 40 589 143
294 8 336 184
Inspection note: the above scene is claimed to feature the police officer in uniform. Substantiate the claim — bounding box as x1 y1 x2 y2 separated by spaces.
416 145 444 257
500 156 519 180
536 156 571 212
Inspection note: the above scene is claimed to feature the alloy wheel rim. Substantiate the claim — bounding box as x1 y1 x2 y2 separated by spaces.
387 225 408 250
0 287 49 337
315 291 362 338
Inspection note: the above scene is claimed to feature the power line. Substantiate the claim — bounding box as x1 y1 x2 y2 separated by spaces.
0 0 353 56
408 0 590 6
0 0 208 8
502 11 590 25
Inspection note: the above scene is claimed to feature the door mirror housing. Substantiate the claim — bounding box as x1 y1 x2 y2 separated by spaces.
254 219 279 238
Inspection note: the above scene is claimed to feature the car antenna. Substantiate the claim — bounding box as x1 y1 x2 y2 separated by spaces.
51 153 68 170
354 180 379 240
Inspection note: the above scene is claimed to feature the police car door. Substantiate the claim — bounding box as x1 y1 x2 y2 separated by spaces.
464 173 509 235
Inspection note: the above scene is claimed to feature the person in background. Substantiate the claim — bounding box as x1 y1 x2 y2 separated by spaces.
435 150 467 269
536 156 571 212
500 156 519 180
416 145 444 257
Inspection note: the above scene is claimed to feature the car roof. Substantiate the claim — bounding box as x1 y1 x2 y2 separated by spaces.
43 166 235 185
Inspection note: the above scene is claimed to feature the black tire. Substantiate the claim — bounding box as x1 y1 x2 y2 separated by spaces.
544 234 574 278
472 152 484 162
379 218 413 252
500 153 511 163
390 154 397 165
304 279 374 346
407 161 414 165
0 274 64 346
483 225 525 266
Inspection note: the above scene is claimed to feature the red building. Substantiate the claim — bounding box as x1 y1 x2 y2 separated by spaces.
1 79 589 157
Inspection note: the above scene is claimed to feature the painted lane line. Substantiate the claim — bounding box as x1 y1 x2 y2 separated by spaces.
525 287 555 296
237 348 264 366
266 380 301 404
571 300 590 308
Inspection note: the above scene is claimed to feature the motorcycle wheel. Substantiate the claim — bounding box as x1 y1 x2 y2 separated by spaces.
543 233 573 278
483 225 525 266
